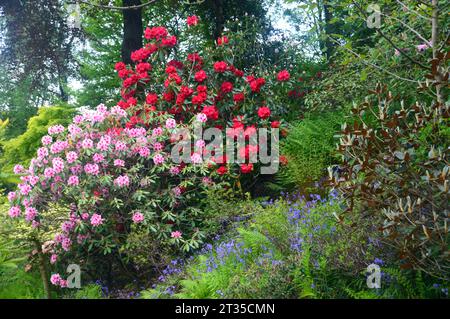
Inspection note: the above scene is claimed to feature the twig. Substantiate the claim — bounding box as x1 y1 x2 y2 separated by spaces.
395 0 432 20
351 0 429 69
329 36 418 84
379 12 430 44
438 32 450 51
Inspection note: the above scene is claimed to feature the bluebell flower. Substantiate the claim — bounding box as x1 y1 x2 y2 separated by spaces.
216 290 224 297
373 258 384 266
272 260 283 266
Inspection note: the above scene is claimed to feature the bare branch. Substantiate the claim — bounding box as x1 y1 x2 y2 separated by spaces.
329 36 419 84
71 0 158 11
379 12 430 44
351 0 429 69
395 0 432 20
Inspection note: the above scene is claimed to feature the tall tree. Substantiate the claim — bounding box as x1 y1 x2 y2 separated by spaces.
0 0 80 136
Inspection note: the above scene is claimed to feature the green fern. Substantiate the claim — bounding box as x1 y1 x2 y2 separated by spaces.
277 111 344 190
72 284 104 299
290 248 317 298
238 229 274 253
343 287 381 299
176 277 216 299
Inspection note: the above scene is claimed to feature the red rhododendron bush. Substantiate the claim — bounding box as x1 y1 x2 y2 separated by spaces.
7 19 294 286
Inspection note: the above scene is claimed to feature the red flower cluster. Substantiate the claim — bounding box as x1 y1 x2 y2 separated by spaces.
112 22 294 178
202 105 219 121
187 15 199 27
213 61 228 73
144 26 168 40
161 36 177 47
240 163 253 174
277 70 290 82
233 92 245 103
194 70 207 83
217 36 229 46
257 106 271 119
146 93 158 105
280 155 289 166
220 81 233 94
115 62 126 72
131 47 155 62
187 53 203 70
136 62 152 74
271 121 280 128
192 85 208 105
217 166 228 175
246 76 266 93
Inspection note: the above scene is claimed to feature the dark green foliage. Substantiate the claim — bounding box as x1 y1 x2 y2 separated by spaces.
0 0 81 137
74 7 123 107
71 284 104 299
0 266 46 299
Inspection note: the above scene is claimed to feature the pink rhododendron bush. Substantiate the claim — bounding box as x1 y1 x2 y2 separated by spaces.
9 106 213 285
7 17 294 287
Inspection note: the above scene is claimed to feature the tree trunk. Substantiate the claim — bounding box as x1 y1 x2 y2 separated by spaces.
34 239 51 299
210 0 225 41
323 0 334 60
121 0 143 64
431 0 442 103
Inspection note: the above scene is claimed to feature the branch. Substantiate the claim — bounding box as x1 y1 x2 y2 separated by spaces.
438 31 450 51
395 0 432 20
329 36 419 84
351 0 429 70
71 0 158 11
379 12 430 45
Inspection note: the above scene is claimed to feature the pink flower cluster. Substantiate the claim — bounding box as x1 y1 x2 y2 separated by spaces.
165 118 176 129
84 163 100 175
132 211 145 223
50 273 67 288
42 135 53 145
153 153 165 165
25 207 38 221
50 140 69 154
114 175 130 187
48 125 65 135
114 159 125 167
90 213 104 227
171 231 182 239
66 151 78 163
196 113 207 123
67 175 79 186
9 206 21 218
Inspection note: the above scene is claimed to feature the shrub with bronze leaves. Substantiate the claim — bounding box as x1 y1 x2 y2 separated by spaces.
331 74 449 278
